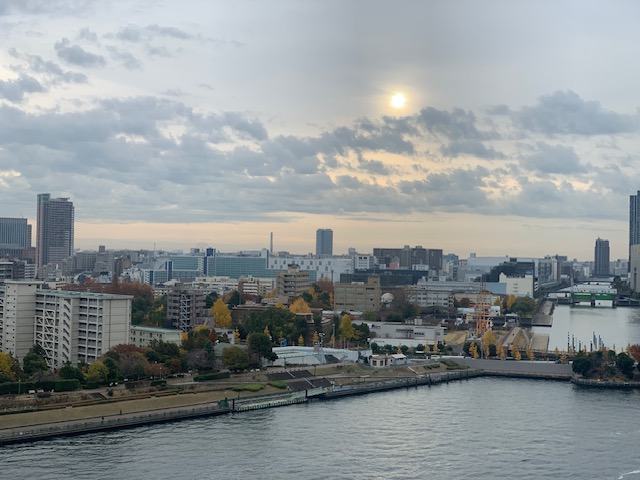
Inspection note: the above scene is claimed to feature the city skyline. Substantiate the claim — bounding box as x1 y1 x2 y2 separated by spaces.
1 2 640 259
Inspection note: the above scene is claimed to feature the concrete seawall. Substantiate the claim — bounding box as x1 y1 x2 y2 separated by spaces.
454 357 573 380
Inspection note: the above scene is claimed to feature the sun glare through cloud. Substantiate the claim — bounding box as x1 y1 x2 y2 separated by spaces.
390 92 406 109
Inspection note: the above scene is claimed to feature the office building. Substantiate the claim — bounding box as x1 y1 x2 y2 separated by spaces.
0 217 32 260
373 246 443 271
316 229 333 256
594 238 610 277
334 275 381 313
36 194 74 275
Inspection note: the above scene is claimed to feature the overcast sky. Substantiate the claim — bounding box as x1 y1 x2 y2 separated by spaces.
1 0 639 260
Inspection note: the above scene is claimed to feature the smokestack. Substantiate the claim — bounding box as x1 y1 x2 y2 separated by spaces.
270 232 273 254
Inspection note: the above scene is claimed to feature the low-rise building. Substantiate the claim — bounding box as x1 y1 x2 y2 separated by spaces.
276 264 310 298
334 275 381 313
369 353 407 368
129 325 182 348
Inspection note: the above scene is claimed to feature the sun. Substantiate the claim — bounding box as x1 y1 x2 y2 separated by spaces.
390 92 406 109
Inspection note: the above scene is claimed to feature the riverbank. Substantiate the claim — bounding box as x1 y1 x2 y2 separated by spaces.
0 364 472 445
0 358 624 447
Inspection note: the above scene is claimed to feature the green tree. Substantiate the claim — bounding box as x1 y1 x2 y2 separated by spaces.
23 346 49 376
205 291 219 309
221 346 249 372
224 290 242 308
212 298 232 328
247 332 277 364
616 352 635 378
59 362 85 382
203 340 216 371
572 354 592 375
510 297 536 317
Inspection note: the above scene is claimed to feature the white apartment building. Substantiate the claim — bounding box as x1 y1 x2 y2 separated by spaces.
129 325 182 348
0 280 131 368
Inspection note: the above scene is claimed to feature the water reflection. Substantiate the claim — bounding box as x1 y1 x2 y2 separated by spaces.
533 304 640 351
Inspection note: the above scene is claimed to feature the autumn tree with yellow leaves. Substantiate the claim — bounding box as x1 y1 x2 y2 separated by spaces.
212 298 232 328
289 298 311 314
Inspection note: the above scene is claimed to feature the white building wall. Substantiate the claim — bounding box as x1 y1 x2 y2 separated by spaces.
1 281 40 364
130 326 181 348
499 273 534 297
268 255 353 281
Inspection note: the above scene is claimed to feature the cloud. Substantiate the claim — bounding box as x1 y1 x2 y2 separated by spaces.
521 143 587 175
416 107 497 141
514 90 638 135
8 48 88 84
0 0 92 16
54 38 106 68
440 140 505 159
0 74 44 102
106 46 142 70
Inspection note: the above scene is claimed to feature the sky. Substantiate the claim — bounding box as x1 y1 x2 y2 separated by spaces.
1 0 639 260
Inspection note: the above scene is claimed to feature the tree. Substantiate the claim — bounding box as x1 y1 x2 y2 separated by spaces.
510 297 536 317
203 340 216 371
616 352 635 378
298 335 305 346
362 311 377 322
526 346 535 362
289 298 311 314
496 343 506 360
205 291 219 309
23 346 49 376
212 298 232 328
339 314 355 344
0 352 17 381
86 361 109 384
511 344 521 361
247 332 277 363
629 344 640 363
572 355 591 375
222 346 249 372
224 290 242 308
469 342 479 359
59 362 85 382
506 294 517 311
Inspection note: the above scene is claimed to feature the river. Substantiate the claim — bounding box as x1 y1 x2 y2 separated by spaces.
534 304 640 352
2 377 640 480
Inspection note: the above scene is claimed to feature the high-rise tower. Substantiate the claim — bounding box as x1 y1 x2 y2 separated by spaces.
630 191 640 253
36 193 74 275
0 217 32 259
594 237 610 277
315 228 333 256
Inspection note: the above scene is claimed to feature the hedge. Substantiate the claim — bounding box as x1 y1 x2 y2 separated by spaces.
0 379 80 395
194 371 231 382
